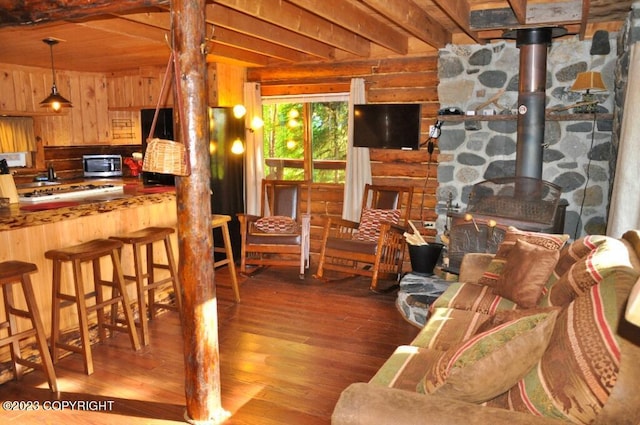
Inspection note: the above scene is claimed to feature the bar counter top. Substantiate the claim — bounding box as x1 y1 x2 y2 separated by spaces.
0 178 176 232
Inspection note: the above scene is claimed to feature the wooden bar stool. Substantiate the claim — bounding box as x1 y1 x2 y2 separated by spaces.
212 214 240 302
110 226 182 346
46 239 141 375
0 261 58 393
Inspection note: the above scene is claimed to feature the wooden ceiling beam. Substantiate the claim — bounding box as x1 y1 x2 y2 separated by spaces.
430 0 482 44
213 0 371 57
360 0 451 48
0 0 168 27
506 0 528 23
120 11 312 63
206 4 335 60
470 1 584 30
578 0 590 40
286 0 408 55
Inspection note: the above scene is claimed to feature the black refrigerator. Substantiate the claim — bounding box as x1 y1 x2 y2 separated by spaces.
141 107 176 186
209 107 245 261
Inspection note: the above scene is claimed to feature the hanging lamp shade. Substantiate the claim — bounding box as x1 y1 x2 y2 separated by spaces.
40 38 72 111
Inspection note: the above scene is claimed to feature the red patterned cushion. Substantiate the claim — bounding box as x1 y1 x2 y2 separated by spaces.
552 235 608 279
353 208 401 242
487 271 638 423
254 216 298 234
543 237 636 307
478 226 569 288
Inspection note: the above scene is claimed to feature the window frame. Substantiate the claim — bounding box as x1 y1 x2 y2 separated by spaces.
262 93 349 183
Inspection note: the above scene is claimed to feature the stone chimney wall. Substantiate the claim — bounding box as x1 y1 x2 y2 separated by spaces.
436 34 617 240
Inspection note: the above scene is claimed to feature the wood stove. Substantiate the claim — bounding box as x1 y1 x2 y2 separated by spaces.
446 177 568 273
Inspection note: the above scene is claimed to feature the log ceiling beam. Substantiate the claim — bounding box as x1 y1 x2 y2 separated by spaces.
507 0 528 23
213 0 371 57
361 0 452 48
469 1 585 30
206 4 335 60
287 0 409 54
430 0 482 44
0 0 169 26
120 11 311 65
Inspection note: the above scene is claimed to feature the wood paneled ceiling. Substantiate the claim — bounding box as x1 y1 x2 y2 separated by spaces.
0 0 633 74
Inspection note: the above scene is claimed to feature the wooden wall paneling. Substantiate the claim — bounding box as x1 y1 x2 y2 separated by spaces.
107 74 130 108
66 72 83 145
12 69 31 112
79 75 100 144
0 67 17 111
95 75 110 142
28 69 48 113
215 62 246 106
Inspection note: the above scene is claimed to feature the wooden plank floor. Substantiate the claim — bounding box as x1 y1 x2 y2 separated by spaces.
0 265 419 424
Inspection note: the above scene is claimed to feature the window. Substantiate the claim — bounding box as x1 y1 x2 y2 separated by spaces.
262 94 349 183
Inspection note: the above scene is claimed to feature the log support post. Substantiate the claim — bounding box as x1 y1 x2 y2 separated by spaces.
172 0 229 423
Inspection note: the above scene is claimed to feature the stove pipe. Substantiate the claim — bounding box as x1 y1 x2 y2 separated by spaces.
515 27 554 180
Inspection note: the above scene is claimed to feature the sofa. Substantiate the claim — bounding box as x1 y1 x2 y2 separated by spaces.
332 227 640 425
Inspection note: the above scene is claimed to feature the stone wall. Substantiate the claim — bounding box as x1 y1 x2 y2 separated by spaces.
435 35 617 240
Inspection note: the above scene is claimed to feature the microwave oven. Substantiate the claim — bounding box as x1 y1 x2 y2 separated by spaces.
83 154 123 177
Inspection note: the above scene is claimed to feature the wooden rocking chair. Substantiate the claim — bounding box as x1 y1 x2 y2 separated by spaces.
237 179 311 277
315 184 413 291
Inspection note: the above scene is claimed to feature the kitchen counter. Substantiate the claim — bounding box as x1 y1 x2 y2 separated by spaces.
0 178 178 355
0 179 175 231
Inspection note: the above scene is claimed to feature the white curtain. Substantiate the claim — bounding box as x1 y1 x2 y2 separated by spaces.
607 43 640 237
243 82 264 215
342 78 371 221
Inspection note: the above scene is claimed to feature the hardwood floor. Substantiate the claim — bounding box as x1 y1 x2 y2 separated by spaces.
0 265 419 424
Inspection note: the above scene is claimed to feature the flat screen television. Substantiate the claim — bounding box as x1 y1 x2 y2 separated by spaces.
353 103 421 150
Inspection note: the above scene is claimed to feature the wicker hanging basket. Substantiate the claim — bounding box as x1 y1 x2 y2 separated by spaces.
142 51 190 177
142 138 189 176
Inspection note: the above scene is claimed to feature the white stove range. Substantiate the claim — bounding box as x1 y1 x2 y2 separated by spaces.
19 184 124 204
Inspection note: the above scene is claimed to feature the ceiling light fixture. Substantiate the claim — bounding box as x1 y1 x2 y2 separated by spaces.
40 38 72 112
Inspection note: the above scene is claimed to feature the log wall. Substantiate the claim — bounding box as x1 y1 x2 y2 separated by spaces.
247 55 441 243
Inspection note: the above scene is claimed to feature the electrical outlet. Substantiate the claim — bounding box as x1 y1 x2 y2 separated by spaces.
423 221 436 229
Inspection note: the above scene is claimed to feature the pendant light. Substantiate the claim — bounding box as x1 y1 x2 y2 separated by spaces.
40 38 72 111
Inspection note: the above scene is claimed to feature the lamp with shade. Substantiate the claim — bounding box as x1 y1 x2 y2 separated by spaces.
40 38 72 112
570 71 606 113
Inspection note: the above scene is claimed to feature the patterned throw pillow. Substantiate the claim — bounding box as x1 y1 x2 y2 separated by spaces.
478 226 569 288
419 309 559 403
254 216 298 234
493 239 560 308
487 272 638 424
543 237 637 307
551 235 608 279
353 208 401 242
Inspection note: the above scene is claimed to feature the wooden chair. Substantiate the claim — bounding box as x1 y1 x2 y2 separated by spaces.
315 184 413 292
237 179 311 277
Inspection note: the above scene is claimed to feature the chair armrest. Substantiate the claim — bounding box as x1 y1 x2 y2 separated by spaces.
325 216 360 230
458 253 495 283
332 383 565 425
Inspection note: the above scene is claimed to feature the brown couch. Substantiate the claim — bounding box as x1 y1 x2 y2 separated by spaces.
332 229 640 425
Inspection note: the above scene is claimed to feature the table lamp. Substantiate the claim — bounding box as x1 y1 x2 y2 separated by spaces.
570 71 606 113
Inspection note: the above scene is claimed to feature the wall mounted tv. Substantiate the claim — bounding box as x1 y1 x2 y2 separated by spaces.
353 103 421 150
